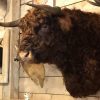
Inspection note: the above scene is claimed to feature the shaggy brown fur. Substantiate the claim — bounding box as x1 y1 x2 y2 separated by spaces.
18 8 100 97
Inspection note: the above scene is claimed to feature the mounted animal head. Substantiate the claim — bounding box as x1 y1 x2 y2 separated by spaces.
0 2 100 97
0 3 71 64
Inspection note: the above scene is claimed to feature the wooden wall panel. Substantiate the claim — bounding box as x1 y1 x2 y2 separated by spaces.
0 85 2 99
56 0 100 13
86 97 99 100
19 77 68 95
52 95 76 100
19 93 51 100
2 0 20 99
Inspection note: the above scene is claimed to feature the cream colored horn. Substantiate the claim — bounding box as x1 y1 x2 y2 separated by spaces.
0 19 20 27
25 3 61 15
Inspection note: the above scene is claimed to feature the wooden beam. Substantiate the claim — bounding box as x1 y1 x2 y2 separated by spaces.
2 0 20 99
53 0 56 6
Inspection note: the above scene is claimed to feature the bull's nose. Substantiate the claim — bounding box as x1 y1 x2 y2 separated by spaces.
19 51 29 59
18 51 33 62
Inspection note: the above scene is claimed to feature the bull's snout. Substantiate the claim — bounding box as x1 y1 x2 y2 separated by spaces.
14 45 33 62
17 51 33 62
14 51 32 62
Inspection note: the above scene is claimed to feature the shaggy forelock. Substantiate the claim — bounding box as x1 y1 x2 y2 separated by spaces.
18 8 63 61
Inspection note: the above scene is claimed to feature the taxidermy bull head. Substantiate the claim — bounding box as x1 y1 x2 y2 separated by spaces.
0 3 100 98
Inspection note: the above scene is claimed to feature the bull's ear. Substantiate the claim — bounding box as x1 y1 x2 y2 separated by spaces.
58 16 72 32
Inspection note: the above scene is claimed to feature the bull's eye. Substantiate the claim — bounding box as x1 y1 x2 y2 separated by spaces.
38 25 50 37
34 43 38 48
34 25 41 34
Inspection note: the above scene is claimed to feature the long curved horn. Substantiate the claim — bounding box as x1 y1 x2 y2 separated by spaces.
25 3 61 15
87 0 100 6
0 19 20 27
95 0 100 4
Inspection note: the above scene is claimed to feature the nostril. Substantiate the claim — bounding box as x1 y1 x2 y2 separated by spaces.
25 51 29 57
14 56 20 61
